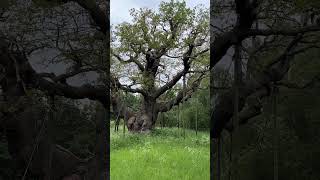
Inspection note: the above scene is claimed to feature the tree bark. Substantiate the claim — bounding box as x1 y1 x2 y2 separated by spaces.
126 96 158 132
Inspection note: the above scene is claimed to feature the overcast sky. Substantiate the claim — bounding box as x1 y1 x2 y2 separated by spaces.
111 0 209 25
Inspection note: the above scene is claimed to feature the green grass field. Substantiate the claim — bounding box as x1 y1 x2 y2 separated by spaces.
110 122 210 180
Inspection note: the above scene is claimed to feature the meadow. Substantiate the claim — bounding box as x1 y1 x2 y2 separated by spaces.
110 122 210 180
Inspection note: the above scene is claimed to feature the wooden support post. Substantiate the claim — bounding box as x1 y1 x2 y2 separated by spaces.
183 75 186 139
196 98 198 136
272 85 279 180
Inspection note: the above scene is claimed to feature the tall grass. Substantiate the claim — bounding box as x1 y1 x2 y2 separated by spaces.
111 122 210 180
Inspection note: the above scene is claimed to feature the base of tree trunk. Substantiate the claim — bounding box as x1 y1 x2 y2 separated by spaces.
126 113 154 132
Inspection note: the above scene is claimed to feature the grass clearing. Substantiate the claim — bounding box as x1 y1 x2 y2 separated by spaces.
111 123 210 180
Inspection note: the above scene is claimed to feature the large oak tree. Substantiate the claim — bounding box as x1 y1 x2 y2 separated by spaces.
110 0 209 132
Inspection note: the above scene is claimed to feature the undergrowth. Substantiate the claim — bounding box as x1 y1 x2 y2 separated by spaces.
111 123 209 180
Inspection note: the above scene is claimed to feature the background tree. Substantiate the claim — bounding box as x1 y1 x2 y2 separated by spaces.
0 0 109 179
210 0 320 179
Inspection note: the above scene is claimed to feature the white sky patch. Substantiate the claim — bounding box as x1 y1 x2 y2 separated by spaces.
111 0 209 25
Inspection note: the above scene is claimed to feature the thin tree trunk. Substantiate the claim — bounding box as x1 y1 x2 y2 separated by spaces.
229 44 241 180
217 137 222 180
123 118 125 137
160 113 163 129
114 102 123 132
163 114 165 128
272 85 279 180
228 132 233 180
159 73 162 130
45 95 55 180
162 113 164 128
247 21 259 81
195 98 198 136
177 104 180 129
183 75 186 139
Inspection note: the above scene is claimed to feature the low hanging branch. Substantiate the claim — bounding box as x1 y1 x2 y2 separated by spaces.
210 0 320 139
157 73 206 113
211 0 320 68
211 34 310 138
111 75 147 96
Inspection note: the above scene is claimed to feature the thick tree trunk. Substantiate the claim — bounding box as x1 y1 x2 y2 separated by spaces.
126 97 158 132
